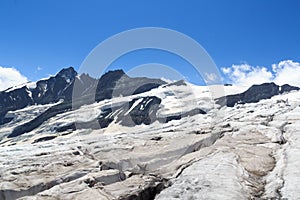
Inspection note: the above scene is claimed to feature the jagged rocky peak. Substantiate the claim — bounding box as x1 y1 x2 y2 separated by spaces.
100 69 128 81
95 69 166 102
0 67 83 124
32 67 78 104
78 72 95 82
1 67 165 107
0 67 168 128
56 66 78 82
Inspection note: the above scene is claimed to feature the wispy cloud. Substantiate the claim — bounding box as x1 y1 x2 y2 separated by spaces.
221 60 300 87
0 66 28 91
204 72 218 83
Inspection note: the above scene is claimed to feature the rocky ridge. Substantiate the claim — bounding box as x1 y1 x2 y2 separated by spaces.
0 68 165 126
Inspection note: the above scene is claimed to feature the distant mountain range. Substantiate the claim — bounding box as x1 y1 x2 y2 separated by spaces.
1 67 299 141
0 67 165 125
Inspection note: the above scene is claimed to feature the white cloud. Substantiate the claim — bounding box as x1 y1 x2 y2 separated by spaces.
0 66 28 91
222 60 300 87
221 64 273 86
221 67 231 74
204 72 218 83
272 60 300 87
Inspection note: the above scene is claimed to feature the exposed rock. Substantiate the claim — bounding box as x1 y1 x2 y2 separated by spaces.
122 96 162 126
280 84 300 93
217 82 300 107
7 102 72 138
0 87 34 125
32 136 57 143
0 68 166 127
151 136 163 141
95 70 166 102
32 67 78 104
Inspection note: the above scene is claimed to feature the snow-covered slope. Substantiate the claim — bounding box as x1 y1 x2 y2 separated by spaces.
157 90 300 200
0 74 300 199
0 79 245 145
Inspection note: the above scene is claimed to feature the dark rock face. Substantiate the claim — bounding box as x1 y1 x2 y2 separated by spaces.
0 86 34 125
32 67 78 104
123 96 162 126
158 108 206 124
0 68 165 127
280 84 300 94
0 117 14 125
117 96 206 127
33 136 57 143
0 67 79 125
95 70 128 101
49 96 162 132
8 102 72 138
9 67 300 140
9 93 208 138
132 83 163 95
217 82 300 107
95 70 166 102
243 82 280 103
3 69 167 137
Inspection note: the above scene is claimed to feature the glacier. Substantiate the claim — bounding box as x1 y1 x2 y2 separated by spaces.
0 70 299 199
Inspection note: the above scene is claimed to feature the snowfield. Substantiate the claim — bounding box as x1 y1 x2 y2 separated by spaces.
0 83 299 199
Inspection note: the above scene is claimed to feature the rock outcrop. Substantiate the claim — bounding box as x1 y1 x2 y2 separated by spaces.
0 68 166 126
216 82 300 107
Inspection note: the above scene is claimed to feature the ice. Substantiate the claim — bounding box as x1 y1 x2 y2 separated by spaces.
3 82 37 93
0 83 300 199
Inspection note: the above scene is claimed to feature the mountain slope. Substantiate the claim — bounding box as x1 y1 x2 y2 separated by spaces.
0 67 165 126
1 68 300 199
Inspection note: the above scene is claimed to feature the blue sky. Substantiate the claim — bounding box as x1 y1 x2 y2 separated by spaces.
1 0 300 86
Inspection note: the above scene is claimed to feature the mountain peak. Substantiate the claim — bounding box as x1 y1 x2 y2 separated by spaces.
100 69 128 81
0 67 166 125
57 67 77 81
